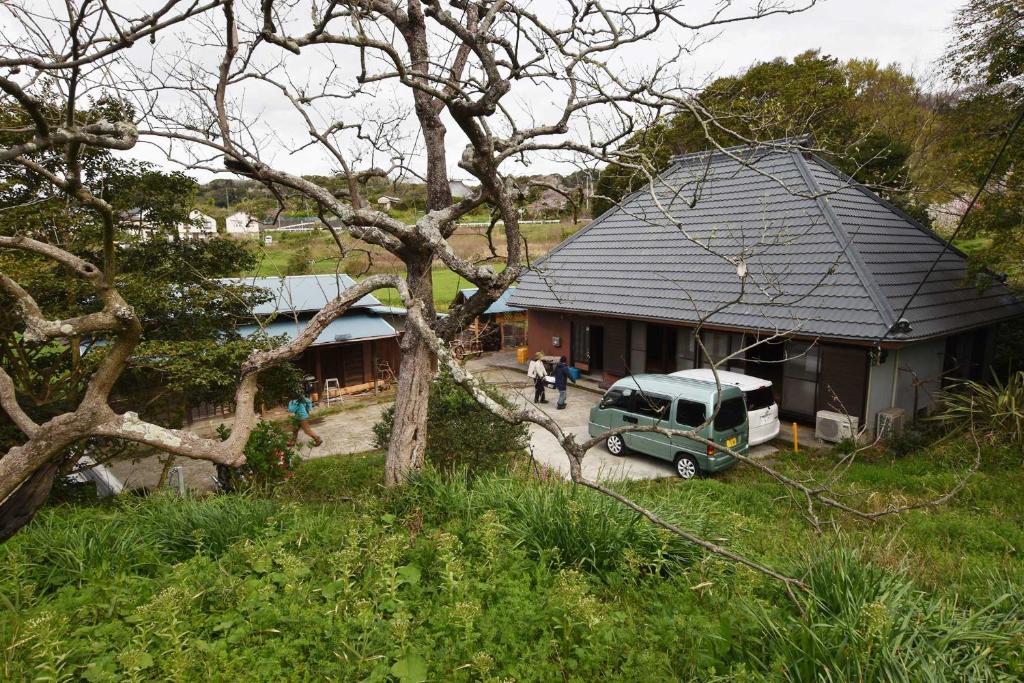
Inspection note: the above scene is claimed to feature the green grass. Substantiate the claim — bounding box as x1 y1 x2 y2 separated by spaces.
247 229 514 310
369 266 494 311
2 441 1022 681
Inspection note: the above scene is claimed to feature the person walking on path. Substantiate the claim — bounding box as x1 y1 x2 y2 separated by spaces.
554 356 575 409
527 351 549 404
287 389 323 447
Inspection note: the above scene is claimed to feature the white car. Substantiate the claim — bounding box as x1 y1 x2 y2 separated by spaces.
669 369 780 446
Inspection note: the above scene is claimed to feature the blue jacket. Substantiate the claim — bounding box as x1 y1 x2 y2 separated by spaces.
288 398 313 420
554 363 571 390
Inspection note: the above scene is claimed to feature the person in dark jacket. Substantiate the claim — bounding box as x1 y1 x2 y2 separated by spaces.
553 356 575 409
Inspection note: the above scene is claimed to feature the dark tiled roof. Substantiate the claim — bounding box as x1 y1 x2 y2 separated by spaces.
509 147 1024 342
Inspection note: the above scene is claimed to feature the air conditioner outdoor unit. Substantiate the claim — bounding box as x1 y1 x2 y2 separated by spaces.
815 410 859 443
876 408 907 439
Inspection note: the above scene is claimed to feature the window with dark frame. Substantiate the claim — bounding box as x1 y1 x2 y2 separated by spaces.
633 394 671 420
600 388 634 410
698 330 745 371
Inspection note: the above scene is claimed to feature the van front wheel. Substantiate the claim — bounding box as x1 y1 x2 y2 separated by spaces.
606 434 627 456
674 454 700 480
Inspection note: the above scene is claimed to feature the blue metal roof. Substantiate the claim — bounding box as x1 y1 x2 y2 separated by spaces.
236 312 397 346
458 287 524 315
222 274 383 315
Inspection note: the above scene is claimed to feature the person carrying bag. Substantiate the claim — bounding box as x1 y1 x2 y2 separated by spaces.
527 351 549 404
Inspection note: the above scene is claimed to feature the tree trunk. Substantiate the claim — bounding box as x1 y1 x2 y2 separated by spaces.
0 460 58 542
384 255 436 485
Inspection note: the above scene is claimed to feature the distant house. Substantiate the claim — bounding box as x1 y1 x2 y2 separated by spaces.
449 179 479 199
225 211 259 236
224 274 401 393
510 145 1024 434
121 207 161 241
177 210 218 240
451 287 526 351
376 196 403 212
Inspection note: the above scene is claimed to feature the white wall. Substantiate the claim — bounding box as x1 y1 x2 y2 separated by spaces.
865 337 947 433
225 212 258 235
894 337 946 417
179 210 218 239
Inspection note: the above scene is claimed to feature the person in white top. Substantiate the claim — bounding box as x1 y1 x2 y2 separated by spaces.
527 351 549 404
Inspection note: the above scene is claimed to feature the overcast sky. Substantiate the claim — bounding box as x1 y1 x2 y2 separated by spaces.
124 0 967 183
681 0 962 79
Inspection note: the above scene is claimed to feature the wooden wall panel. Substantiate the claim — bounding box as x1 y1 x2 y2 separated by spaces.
816 344 868 421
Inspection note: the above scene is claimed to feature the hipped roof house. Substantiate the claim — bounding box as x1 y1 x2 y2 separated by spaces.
510 144 1024 432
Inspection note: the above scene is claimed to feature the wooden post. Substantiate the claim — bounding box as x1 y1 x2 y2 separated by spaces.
792 422 799 453
372 341 379 394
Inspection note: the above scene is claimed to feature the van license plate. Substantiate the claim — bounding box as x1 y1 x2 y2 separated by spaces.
725 437 738 448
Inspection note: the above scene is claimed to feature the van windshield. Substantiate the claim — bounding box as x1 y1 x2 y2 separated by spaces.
713 397 747 431
745 386 774 411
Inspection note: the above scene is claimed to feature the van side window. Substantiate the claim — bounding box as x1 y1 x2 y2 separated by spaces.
600 389 633 410
674 399 706 427
634 394 671 420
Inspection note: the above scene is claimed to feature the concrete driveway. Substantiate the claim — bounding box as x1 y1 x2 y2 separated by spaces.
110 356 777 493
474 360 777 482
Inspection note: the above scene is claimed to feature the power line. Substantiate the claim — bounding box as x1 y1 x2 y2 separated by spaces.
880 102 1024 343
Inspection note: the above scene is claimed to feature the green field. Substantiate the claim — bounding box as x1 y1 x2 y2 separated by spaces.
2 439 1022 680
247 225 552 309
370 267 489 311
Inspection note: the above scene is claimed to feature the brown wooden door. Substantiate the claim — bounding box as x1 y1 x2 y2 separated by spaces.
815 344 868 421
319 343 367 387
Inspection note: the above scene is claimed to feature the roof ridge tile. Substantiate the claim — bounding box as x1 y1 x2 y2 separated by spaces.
791 152 897 329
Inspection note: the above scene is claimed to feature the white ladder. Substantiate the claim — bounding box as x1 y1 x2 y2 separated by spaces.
323 377 342 406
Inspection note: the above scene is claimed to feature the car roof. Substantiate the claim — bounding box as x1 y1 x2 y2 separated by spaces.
609 374 744 401
669 368 772 391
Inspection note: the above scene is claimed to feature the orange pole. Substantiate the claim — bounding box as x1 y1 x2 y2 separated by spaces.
792 422 799 452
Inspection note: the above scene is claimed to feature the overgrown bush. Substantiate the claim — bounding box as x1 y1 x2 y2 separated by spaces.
373 371 529 475
933 372 1024 454
884 421 947 457
2 450 1022 681
749 549 1024 680
6 494 280 594
393 467 708 577
216 420 299 490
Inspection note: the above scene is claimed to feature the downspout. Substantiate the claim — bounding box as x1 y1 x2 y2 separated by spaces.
889 348 901 408
863 355 873 432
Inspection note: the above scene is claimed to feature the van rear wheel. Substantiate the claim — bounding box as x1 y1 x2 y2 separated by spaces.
674 454 700 480
605 434 627 456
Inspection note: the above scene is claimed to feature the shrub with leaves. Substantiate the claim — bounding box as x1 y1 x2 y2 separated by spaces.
391 467 708 578
216 420 299 491
884 422 946 458
749 549 1024 680
934 371 1024 453
373 370 528 475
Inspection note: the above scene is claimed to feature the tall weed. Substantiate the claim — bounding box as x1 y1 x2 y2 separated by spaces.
2 494 279 594
748 548 1024 681
395 468 710 577
934 372 1024 454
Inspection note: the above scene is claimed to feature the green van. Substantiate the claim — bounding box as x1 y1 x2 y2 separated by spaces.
588 375 748 479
